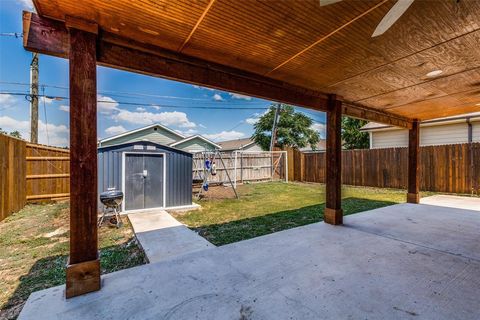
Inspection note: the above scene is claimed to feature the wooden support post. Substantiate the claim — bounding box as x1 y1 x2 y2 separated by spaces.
407 120 420 204
66 22 100 298
325 95 343 225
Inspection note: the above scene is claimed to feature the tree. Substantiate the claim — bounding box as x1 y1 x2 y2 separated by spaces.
341 117 369 149
0 128 6 135
9 131 22 139
252 104 320 150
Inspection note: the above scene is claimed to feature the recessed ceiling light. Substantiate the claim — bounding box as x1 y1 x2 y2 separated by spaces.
426 70 443 78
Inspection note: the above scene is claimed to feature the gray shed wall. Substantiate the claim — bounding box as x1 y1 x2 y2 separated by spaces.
98 141 192 210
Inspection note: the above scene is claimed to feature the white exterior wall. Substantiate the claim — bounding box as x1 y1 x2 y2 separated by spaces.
473 122 480 142
371 129 408 148
370 122 475 149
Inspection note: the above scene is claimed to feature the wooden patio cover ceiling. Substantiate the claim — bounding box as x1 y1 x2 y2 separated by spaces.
31 0 480 122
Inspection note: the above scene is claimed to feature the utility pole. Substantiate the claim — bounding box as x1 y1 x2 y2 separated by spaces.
30 53 39 143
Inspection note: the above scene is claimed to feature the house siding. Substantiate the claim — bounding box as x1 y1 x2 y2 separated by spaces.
473 122 480 142
173 137 217 153
97 141 192 210
371 122 476 148
100 127 182 147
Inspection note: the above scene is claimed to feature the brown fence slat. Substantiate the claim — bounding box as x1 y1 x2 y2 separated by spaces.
292 143 479 195
0 134 26 221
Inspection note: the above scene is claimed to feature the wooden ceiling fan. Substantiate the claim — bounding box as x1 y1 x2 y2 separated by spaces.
320 0 415 37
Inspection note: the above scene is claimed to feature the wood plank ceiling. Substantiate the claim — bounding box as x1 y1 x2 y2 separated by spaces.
33 0 480 121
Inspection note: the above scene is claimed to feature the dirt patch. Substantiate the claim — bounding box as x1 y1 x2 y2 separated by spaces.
194 184 238 200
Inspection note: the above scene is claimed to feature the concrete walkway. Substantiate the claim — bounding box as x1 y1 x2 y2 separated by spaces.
421 194 480 211
19 201 480 319
128 210 214 263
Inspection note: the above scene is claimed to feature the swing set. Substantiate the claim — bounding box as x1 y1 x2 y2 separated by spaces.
193 150 239 200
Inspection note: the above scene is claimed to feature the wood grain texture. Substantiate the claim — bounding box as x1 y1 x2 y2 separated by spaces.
325 96 343 224
407 120 420 202
26 144 70 201
0 134 26 222
68 27 98 265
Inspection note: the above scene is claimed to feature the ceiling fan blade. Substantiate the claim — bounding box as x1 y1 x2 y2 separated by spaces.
319 0 344 6
372 0 415 37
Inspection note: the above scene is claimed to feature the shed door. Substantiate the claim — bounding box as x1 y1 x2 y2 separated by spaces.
125 154 164 210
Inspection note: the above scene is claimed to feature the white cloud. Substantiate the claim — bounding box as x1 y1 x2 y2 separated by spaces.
0 94 16 108
0 115 68 146
151 105 161 110
192 84 214 91
97 95 119 114
245 117 259 125
105 125 127 136
40 96 54 104
16 0 34 9
199 124 207 129
311 122 326 139
175 128 198 136
113 109 196 128
212 93 224 101
203 130 245 141
136 107 146 112
59 105 69 112
229 93 252 100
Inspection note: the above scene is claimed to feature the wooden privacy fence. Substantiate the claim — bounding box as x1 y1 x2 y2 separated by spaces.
26 143 70 201
289 143 480 194
0 134 26 221
193 151 287 185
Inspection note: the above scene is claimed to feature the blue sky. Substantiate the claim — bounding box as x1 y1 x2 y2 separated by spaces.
0 0 326 146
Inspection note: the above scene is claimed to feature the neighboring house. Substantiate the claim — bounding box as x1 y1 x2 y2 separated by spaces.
217 138 263 152
299 140 326 152
361 113 480 149
98 123 220 153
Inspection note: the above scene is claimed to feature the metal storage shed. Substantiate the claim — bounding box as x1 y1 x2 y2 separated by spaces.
98 141 193 212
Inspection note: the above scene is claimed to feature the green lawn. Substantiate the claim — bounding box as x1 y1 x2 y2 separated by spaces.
0 202 147 320
174 182 423 246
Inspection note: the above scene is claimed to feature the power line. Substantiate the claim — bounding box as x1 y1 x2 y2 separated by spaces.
0 92 269 110
0 33 23 38
0 81 263 104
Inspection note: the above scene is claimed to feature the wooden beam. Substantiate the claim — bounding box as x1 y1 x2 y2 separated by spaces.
66 25 100 298
407 120 420 204
22 11 412 128
324 95 343 225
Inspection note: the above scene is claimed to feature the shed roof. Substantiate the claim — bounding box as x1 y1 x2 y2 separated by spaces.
29 0 480 121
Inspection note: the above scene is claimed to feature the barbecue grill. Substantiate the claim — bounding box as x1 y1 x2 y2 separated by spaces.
98 189 124 228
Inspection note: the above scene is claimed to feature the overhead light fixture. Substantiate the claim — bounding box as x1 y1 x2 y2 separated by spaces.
476 103 480 106
426 70 443 78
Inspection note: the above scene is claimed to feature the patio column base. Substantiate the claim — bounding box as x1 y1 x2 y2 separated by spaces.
407 192 420 204
324 208 343 225
66 258 101 298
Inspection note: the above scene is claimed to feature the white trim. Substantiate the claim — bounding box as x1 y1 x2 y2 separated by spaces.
121 151 167 212
169 134 222 149
100 123 185 144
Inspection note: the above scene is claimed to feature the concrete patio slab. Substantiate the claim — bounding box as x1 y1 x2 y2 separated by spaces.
128 210 214 263
421 195 480 211
20 203 480 320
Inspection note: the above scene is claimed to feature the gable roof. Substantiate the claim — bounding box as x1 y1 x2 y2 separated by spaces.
98 123 185 144
361 112 480 132
217 138 256 150
169 135 221 149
